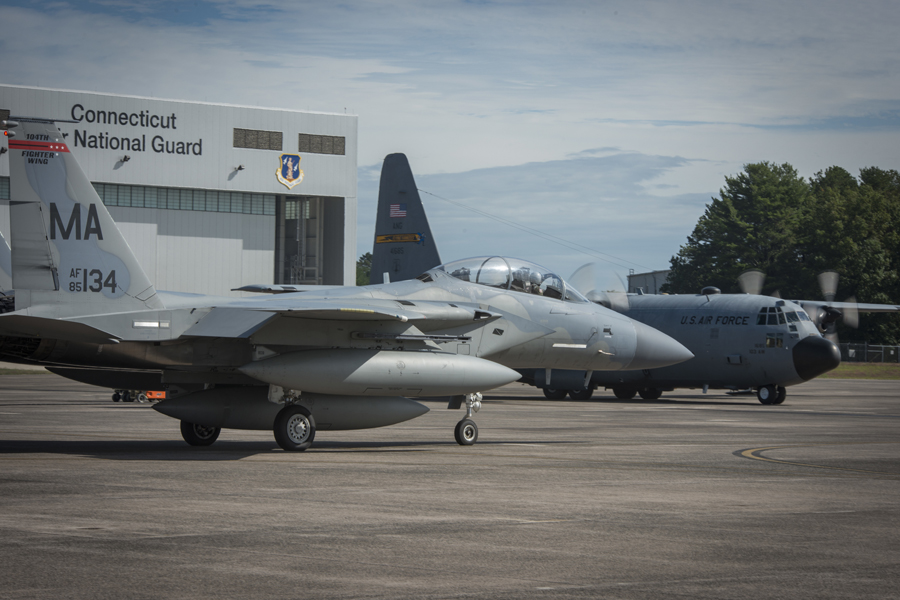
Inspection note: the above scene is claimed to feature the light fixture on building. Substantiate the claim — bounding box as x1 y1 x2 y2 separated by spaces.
235 165 245 171
0 147 6 155
121 155 131 162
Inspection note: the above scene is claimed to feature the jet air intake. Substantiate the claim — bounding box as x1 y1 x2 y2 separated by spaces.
239 349 520 396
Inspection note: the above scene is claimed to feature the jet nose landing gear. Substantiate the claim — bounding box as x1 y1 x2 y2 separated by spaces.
453 393 482 445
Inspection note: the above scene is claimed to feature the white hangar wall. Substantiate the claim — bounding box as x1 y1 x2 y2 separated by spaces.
0 84 358 295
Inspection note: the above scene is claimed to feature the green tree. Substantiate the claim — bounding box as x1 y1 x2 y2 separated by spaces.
664 162 811 296
665 163 900 343
356 252 372 286
800 167 900 343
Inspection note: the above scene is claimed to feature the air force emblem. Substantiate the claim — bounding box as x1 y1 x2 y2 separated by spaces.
276 154 304 189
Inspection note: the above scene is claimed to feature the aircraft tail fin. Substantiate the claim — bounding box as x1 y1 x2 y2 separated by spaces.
370 153 441 284
5 118 163 314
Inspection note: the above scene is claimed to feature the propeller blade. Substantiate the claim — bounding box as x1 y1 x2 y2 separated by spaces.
568 263 629 310
608 272 630 311
568 263 596 296
737 269 765 295
818 271 839 303
843 296 859 329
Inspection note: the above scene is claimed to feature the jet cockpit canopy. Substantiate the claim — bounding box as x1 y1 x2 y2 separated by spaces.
432 256 589 303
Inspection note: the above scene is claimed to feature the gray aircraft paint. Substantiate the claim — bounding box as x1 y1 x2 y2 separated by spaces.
370 153 441 284
8 119 161 314
365 153 897 402
0 121 692 449
0 231 12 292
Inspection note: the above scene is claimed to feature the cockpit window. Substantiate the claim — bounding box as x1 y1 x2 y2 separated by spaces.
435 256 588 303
758 305 808 326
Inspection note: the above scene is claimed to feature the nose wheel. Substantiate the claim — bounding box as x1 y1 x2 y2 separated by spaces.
757 385 787 405
454 393 482 446
455 419 478 445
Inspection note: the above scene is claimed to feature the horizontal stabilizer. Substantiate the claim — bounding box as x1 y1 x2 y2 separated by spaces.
0 313 121 344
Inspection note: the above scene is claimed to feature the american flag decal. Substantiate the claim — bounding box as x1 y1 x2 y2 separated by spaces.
390 203 407 218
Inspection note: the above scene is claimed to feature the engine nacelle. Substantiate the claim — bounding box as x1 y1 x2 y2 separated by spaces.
153 386 429 431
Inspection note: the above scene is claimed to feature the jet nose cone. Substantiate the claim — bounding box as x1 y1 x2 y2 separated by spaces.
793 335 841 381
627 321 694 370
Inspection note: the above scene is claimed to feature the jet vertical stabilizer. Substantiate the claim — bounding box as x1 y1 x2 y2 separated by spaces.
370 153 441 284
6 118 162 315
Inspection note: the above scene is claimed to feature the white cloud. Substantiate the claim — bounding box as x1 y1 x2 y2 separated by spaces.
1 0 898 273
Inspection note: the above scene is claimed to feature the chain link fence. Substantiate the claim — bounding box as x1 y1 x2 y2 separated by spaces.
840 343 900 363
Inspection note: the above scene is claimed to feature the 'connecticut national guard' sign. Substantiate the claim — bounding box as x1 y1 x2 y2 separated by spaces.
276 154 304 189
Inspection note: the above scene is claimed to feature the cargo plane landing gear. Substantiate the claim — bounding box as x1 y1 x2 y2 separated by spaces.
757 385 786 405
454 393 482 445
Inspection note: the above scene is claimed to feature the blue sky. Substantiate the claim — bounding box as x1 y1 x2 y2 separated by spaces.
2 0 898 281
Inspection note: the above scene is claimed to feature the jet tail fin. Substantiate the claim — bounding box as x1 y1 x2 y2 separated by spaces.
6 118 162 314
370 153 441 284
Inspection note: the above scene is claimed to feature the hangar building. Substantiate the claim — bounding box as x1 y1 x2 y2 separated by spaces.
0 85 358 295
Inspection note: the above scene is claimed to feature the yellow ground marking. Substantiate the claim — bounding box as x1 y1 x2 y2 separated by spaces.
740 442 900 477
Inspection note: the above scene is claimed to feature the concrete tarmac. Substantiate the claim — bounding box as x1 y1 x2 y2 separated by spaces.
0 375 898 599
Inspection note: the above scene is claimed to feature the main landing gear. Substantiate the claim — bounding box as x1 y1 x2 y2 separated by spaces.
454 393 482 445
180 421 221 446
273 404 316 451
757 385 786 405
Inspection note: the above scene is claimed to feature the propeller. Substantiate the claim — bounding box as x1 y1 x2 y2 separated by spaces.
569 263 629 311
738 269 765 295
737 269 780 298
814 271 859 343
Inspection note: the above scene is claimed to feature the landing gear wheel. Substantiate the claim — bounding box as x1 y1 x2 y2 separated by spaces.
757 384 778 405
180 421 221 447
639 388 662 400
274 404 316 451
112 392 121 402
454 418 478 445
613 387 637 400
543 388 568 400
123 391 134 403
773 386 787 405
569 388 593 400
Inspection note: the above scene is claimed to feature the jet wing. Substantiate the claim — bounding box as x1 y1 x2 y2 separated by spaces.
182 299 503 339
232 284 343 294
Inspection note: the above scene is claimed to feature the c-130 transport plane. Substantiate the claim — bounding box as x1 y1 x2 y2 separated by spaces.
0 118 691 450
367 154 900 405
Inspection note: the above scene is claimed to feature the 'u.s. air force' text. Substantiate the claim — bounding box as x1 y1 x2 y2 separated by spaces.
681 315 750 325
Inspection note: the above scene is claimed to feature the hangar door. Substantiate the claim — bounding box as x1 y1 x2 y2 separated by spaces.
275 195 345 285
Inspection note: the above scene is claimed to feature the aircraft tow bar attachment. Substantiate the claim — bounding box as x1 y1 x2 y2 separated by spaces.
454 392 482 446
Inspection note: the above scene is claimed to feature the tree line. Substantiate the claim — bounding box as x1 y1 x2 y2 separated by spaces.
662 162 900 344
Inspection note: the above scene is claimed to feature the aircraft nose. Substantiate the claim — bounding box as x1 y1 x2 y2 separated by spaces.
793 335 841 380
627 321 694 370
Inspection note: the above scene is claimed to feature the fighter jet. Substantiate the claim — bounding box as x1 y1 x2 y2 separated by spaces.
369 154 898 405
0 118 691 450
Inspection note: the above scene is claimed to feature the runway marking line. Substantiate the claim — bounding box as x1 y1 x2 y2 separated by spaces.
738 442 900 477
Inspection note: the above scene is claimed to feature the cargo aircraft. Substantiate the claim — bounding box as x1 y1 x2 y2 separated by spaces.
368 154 898 405
0 118 691 450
